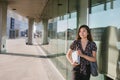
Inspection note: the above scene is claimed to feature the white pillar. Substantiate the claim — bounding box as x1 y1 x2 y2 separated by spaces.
27 18 34 45
42 19 48 45
0 1 7 53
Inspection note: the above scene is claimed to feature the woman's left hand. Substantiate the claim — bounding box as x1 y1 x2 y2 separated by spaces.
77 50 84 57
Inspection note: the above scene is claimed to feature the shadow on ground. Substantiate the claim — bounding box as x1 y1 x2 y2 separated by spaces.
0 52 65 59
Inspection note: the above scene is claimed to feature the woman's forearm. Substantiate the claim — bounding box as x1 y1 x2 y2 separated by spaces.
82 54 96 62
66 54 73 64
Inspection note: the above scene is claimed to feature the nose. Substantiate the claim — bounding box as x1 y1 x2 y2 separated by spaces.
80 32 84 35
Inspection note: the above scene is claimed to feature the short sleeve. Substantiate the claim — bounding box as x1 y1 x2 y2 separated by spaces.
70 40 77 50
91 42 97 52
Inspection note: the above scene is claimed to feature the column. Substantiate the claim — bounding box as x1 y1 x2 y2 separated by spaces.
41 19 48 45
77 0 88 27
106 26 119 79
27 17 34 45
0 1 7 53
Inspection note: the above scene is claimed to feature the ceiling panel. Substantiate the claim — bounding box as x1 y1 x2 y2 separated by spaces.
7 0 48 18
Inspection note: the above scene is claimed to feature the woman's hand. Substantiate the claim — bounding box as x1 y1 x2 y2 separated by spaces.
77 50 97 62
71 61 79 67
77 50 84 57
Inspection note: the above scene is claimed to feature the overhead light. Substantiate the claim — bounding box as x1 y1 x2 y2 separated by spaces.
57 3 63 6
12 8 16 10
26 16 29 18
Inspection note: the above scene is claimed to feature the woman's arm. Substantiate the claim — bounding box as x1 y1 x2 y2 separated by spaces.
78 50 96 62
66 49 79 66
66 49 73 64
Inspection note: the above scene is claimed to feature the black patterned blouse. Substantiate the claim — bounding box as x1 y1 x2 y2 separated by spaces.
70 40 97 75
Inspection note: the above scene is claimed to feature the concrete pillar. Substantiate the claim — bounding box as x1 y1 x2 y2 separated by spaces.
106 26 119 79
0 1 7 53
41 19 48 45
77 0 88 27
27 18 34 45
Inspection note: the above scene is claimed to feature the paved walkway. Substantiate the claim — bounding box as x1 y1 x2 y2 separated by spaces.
0 38 65 80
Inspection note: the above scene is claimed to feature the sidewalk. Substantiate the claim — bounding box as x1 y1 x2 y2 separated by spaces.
0 38 65 80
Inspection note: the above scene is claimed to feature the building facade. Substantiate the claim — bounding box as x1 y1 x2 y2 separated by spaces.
7 10 28 39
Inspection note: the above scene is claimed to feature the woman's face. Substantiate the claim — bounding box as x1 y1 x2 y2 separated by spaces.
79 28 88 39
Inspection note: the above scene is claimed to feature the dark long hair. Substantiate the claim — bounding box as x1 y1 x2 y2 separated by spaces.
76 25 93 42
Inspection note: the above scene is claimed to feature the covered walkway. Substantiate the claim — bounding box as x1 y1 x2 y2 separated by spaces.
0 38 65 80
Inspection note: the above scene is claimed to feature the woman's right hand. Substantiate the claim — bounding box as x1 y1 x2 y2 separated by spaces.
71 61 79 67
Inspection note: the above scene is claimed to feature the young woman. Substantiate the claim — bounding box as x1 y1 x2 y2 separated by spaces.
66 25 97 80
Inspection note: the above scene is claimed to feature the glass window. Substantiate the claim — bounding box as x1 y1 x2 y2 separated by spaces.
38 1 77 80
89 0 120 79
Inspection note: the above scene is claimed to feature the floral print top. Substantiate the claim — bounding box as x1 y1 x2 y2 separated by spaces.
70 40 97 75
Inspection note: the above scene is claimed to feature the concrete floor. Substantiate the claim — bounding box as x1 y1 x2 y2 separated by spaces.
0 38 65 80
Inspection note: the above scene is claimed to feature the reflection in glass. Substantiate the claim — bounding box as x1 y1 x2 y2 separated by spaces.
89 0 120 80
